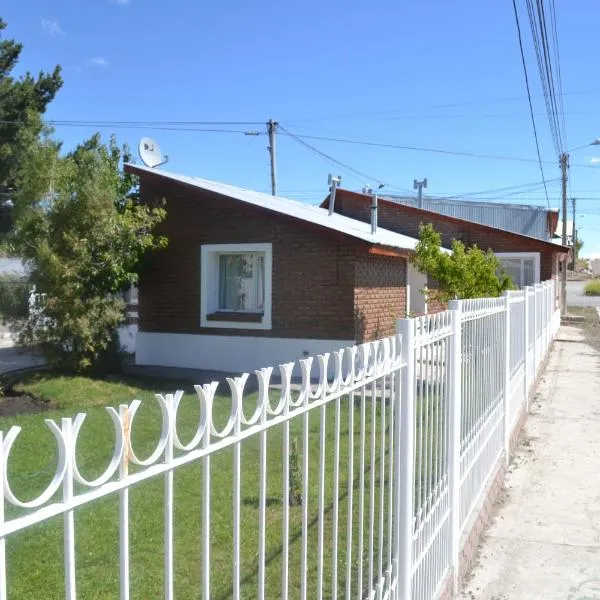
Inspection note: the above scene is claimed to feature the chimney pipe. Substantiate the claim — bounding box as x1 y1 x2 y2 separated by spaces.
371 193 378 234
327 174 342 215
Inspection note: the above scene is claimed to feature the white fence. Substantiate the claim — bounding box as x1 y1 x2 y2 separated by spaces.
0 280 560 600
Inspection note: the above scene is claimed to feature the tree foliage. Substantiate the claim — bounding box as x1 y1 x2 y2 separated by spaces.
0 19 62 189
11 134 167 371
410 223 513 302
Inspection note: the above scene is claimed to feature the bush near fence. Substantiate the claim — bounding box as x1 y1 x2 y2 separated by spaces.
0 275 29 325
0 280 560 600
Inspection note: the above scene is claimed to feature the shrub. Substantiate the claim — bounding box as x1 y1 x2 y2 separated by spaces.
584 280 600 296
410 223 514 302
0 273 29 324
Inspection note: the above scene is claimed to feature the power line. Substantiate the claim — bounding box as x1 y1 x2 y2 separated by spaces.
511 0 551 207
447 178 561 199
278 125 413 193
283 87 600 124
0 119 263 134
277 129 597 168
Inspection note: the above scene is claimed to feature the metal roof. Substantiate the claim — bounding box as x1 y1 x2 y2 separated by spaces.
383 195 556 241
125 164 424 253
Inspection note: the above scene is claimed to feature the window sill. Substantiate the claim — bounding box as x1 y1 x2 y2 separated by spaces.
206 311 264 323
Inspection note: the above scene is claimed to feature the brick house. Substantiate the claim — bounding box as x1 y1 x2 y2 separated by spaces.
321 189 569 313
125 165 421 374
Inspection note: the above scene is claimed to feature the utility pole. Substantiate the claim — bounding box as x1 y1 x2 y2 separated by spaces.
267 119 278 196
414 178 428 208
560 152 569 315
571 197 577 267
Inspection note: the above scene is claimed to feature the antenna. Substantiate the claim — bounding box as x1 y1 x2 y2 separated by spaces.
138 137 169 168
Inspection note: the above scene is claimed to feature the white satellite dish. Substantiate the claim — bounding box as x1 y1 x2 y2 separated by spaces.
138 137 168 168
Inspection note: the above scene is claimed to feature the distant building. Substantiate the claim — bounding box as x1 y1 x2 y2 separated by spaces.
379 195 559 243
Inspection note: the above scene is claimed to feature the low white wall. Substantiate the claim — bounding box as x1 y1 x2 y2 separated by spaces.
118 324 138 354
135 332 355 375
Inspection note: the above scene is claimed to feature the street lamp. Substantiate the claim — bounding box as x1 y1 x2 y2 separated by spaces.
559 138 600 314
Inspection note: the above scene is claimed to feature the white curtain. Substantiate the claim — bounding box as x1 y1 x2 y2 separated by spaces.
218 254 264 311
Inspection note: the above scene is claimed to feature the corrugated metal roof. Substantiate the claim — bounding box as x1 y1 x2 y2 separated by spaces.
125 164 424 252
383 195 556 241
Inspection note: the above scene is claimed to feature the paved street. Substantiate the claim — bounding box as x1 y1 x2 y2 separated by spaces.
459 325 600 599
567 280 600 308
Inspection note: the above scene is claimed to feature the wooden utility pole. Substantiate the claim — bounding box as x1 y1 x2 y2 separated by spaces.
267 119 278 196
571 197 577 266
560 152 568 315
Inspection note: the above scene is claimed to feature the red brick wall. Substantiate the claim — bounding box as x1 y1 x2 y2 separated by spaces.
354 255 407 341
137 179 407 342
138 180 359 339
335 192 558 283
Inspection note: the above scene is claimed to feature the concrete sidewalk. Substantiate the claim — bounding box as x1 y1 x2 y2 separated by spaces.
459 325 600 600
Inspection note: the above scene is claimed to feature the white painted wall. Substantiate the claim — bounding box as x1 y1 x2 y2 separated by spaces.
407 263 428 315
136 332 355 376
591 258 600 278
118 324 138 354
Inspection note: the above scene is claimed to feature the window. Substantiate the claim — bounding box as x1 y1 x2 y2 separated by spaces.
496 252 540 288
201 243 272 329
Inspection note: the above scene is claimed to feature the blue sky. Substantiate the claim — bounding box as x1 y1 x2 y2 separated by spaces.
5 0 600 254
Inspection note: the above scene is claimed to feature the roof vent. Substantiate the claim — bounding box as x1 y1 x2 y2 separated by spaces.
328 174 342 215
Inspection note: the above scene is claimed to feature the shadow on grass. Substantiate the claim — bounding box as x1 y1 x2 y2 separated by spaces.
215 451 388 600
242 497 282 508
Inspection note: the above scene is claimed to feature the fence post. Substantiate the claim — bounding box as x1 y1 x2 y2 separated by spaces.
533 285 539 374
447 300 462 593
502 291 511 464
396 318 415 600
542 283 548 353
524 288 531 405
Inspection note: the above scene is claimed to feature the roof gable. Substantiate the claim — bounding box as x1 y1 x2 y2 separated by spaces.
321 188 569 254
125 164 422 253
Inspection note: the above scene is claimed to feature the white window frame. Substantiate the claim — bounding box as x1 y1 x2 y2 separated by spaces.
495 252 541 288
200 243 272 330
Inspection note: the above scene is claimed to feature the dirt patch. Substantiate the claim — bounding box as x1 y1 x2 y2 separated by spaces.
0 392 51 417
0 374 52 417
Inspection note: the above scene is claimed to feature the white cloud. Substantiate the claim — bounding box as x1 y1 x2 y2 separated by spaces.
90 57 109 67
589 156 600 165
41 18 65 37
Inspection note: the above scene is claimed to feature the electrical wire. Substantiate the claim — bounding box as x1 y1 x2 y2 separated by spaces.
277 125 413 193
447 178 561 199
282 87 600 124
277 130 578 168
511 0 551 207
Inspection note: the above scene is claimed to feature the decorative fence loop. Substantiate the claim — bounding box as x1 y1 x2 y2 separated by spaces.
127 396 170 466
71 408 125 487
3 420 68 508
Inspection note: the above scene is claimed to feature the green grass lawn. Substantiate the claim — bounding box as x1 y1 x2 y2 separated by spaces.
584 279 600 296
1 372 404 599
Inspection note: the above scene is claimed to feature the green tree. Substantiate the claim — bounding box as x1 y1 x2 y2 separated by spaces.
0 19 62 187
410 223 513 303
0 18 62 235
11 134 167 371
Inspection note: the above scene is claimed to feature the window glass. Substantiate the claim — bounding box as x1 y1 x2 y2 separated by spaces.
218 253 265 312
500 258 522 287
523 258 536 286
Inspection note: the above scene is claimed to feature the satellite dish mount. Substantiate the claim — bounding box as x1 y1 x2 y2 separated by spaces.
138 137 169 168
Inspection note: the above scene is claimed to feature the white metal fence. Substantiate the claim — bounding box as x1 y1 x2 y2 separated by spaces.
0 280 560 600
